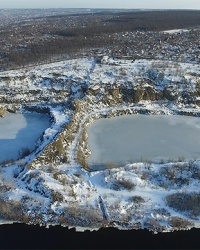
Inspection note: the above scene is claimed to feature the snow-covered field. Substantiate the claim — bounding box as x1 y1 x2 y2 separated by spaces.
0 56 199 232
162 29 190 34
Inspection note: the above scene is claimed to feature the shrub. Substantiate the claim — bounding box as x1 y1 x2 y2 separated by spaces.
144 160 152 170
111 178 135 191
58 215 67 225
19 147 31 158
118 178 135 190
188 161 200 180
166 192 200 216
161 166 176 181
178 156 185 162
170 217 194 229
105 162 120 169
51 191 64 203
141 171 150 180
61 206 102 227
144 218 162 231
13 165 25 178
131 196 145 204
0 185 11 193
54 138 64 155
0 197 28 222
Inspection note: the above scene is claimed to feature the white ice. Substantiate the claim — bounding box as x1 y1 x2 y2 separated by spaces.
88 114 200 164
0 113 51 162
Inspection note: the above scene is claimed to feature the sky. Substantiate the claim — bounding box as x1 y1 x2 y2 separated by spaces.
0 0 200 9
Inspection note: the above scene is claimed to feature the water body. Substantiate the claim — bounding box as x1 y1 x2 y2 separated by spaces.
0 113 51 162
88 114 200 165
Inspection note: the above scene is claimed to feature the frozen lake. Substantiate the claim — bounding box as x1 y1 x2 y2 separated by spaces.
87 114 200 165
0 113 51 162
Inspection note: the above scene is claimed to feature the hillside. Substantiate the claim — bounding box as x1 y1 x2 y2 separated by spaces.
0 9 200 232
0 54 199 232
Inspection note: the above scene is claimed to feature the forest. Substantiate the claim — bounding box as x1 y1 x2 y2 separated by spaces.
0 9 200 70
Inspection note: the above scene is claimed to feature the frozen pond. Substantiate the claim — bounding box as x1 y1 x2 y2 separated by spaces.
0 113 51 162
87 114 200 165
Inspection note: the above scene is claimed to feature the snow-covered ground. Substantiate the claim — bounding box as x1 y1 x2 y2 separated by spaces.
0 56 199 232
162 29 190 34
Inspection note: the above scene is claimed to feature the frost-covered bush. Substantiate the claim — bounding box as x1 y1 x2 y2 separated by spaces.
0 184 11 193
117 178 136 190
131 196 145 204
145 69 160 81
104 162 120 169
110 176 136 191
0 197 29 222
166 192 200 216
170 217 194 229
141 171 150 180
144 218 162 231
51 190 64 203
60 206 102 227
19 147 31 158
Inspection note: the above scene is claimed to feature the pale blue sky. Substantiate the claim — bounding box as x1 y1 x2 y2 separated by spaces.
0 0 199 9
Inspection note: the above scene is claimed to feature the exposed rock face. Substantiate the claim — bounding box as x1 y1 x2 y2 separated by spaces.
29 80 200 169
1 57 200 231
0 107 6 117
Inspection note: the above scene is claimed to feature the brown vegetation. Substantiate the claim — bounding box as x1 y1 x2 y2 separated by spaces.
0 10 200 70
0 197 29 222
170 216 194 229
166 192 200 216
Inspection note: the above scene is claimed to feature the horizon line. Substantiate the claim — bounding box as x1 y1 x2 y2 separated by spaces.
0 7 199 10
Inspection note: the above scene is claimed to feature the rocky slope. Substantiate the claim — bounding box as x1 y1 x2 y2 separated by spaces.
0 56 200 232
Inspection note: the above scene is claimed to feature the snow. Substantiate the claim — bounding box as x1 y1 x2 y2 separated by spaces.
163 29 190 34
0 56 199 232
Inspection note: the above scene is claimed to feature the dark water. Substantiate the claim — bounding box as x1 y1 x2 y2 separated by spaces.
0 223 199 249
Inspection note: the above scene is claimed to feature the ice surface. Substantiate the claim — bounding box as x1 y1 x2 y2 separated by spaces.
0 113 51 162
88 114 200 164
